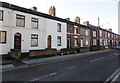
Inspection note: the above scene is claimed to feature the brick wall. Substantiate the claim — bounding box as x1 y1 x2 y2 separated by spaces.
29 49 57 56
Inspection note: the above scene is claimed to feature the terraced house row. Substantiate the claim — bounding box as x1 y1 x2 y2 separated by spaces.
0 2 120 58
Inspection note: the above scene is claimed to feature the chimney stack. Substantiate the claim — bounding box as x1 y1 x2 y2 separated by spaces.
75 16 80 23
48 6 56 16
65 18 70 21
108 28 112 32
31 6 37 11
83 21 89 26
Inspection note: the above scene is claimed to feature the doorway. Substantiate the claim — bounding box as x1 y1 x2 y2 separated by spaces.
47 35 52 48
14 33 21 50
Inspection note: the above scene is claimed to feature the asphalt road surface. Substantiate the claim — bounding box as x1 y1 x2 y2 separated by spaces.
2 49 120 82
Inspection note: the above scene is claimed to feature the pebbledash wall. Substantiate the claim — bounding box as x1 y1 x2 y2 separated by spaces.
0 4 67 55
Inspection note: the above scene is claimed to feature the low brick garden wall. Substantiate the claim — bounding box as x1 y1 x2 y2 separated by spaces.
29 48 57 56
80 47 90 53
60 48 78 55
90 46 99 51
99 46 105 50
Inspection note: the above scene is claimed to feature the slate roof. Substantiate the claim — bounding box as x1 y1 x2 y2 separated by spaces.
0 1 95 30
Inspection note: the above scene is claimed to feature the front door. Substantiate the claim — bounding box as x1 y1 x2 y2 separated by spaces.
47 35 51 48
67 38 70 48
110 40 112 47
14 33 21 50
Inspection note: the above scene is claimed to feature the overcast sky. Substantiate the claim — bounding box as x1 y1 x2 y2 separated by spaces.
1 0 119 34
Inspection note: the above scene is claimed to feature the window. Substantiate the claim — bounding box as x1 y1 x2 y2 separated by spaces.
111 34 113 38
105 32 107 38
57 36 61 46
104 40 105 46
105 39 108 45
81 38 83 47
16 14 25 27
93 39 96 45
74 28 79 34
99 30 102 37
74 38 78 46
86 30 88 36
93 31 96 37
74 28 76 34
100 38 102 45
31 34 38 46
86 39 89 45
31 17 38 29
0 10 3 21
0 31 6 43
57 23 61 32
108 33 110 38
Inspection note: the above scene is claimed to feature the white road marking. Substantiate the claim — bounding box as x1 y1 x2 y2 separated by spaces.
90 57 104 63
68 66 77 70
31 66 77 81
105 68 120 82
31 72 57 81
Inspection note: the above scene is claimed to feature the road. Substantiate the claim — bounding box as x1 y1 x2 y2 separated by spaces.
2 49 120 82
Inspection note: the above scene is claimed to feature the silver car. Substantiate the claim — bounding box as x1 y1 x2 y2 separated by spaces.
114 45 120 49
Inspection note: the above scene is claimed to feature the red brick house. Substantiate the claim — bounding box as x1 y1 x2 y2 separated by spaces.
66 17 81 49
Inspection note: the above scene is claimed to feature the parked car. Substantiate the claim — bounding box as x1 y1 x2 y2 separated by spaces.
114 45 120 49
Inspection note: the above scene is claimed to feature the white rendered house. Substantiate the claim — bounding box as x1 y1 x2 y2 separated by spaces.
0 2 67 56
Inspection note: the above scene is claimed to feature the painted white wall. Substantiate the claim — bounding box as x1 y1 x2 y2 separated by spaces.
46 19 67 50
0 7 46 55
0 7 67 55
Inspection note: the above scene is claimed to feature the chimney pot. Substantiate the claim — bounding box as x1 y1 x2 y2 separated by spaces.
83 21 89 26
65 18 70 20
75 16 80 23
31 6 37 11
108 28 112 32
48 6 56 16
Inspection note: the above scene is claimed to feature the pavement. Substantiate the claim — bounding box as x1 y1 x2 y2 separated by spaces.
0 49 113 71
2 49 120 82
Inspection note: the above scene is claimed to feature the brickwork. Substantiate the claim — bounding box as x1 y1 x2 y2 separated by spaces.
29 49 57 56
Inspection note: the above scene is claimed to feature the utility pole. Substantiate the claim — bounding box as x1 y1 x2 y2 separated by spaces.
98 17 100 27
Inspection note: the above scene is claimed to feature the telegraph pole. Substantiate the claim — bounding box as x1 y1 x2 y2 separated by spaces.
98 17 100 27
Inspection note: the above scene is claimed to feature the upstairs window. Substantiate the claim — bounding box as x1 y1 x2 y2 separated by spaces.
31 17 38 29
57 36 61 46
93 31 96 37
99 30 102 37
0 31 6 43
105 32 108 38
57 23 61 32
16 14 25 27
86 30 88 36
108 33 110 38
74 28 77 34
0 10 3 21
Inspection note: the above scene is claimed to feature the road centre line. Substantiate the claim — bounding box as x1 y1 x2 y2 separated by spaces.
31 66 77 81
90 57 104 63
